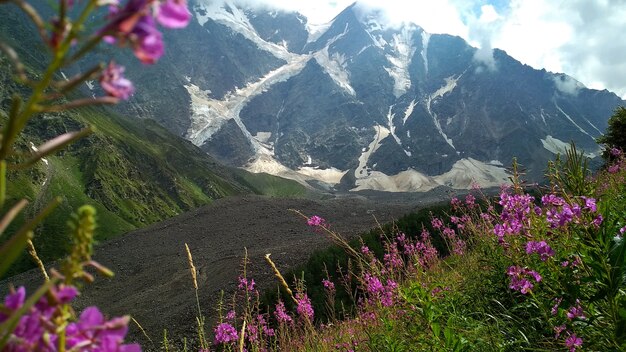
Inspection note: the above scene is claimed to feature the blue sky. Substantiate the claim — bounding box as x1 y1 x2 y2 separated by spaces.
238 0 626 99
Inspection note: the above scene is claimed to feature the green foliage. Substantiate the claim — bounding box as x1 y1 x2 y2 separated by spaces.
597 106 626 160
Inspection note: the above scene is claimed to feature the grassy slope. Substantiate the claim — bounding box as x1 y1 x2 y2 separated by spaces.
0 15 313 276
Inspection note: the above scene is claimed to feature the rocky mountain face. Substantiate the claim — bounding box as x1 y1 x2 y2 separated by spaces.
115 1 624 192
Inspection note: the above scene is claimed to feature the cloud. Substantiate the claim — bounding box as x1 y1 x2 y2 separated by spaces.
553 74 583 96
488 0 626 98
468 4 503 71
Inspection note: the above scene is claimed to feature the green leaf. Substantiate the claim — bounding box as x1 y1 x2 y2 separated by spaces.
0 197 61 277
431 322 441 338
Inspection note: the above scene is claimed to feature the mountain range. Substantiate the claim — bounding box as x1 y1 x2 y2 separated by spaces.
107 0 623 192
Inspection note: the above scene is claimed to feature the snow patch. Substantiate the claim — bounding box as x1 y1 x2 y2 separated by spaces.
314 47 355 95
384 25 417 98
426 75 460 149
421 31 430 74
186 54 311 148
306 22 332 44
355 125 390 179
402 99 416 125
193 0 296 61
386 106 402 146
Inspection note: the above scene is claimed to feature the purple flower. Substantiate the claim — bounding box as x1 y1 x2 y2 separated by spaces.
581 197 597 212
566 300 585 320
551 297 562 315
100 62 134 99
129 15 164 64
610 147 622 157
565 333 583 351
238 276 255 292
364 273 384 295
274 300 292 324
554 324 566 338
322 279 335 292
465 194 476 207
507 266 541 294
592 215 604 228
295 293 314 320
431 217 443 229
525 240 555 261
214 322 238 344
307 215 325 227
157 0 191 28
66 307 140 352
608 164 619 174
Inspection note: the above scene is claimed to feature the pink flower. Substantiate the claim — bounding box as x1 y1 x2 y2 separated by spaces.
214 322 238 344
66 307 140 352
157 0 191 28
525 240 555 261
100 62 135 99
566 300 585 320
565 333 583 351
507 266 541 294
307 215 325 227
129 15 164 64
274 300 292 324
322 279 335 292
296 293 314 320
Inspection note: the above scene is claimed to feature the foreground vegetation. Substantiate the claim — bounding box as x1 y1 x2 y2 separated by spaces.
169 147 625 352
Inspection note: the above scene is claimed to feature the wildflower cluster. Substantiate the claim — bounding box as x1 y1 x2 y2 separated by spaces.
1 285 139 351
0 0 190 351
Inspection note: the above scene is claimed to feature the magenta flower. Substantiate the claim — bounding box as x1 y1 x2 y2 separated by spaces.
431 217 443 229
525 240 555 261
553 324 566 338
238 276 255 292
274 300 292 324
322 279 335 292
566 300 585 320
307 215 325 227
157 0 191 28
214 322 238 344
66 307 140 352
465 193 476 207
100 62 135 99
129 15 164 64
610 147 622 157
1 286 138 352
592 214 604 228
507 266 541 294
581 196 597 212
565 333 583 351
296 293 314 320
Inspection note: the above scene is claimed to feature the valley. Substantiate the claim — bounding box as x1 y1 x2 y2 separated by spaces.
2 190 457 349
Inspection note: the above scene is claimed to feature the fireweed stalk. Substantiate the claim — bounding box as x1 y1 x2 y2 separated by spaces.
202 150 624 351
0 0 190 350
